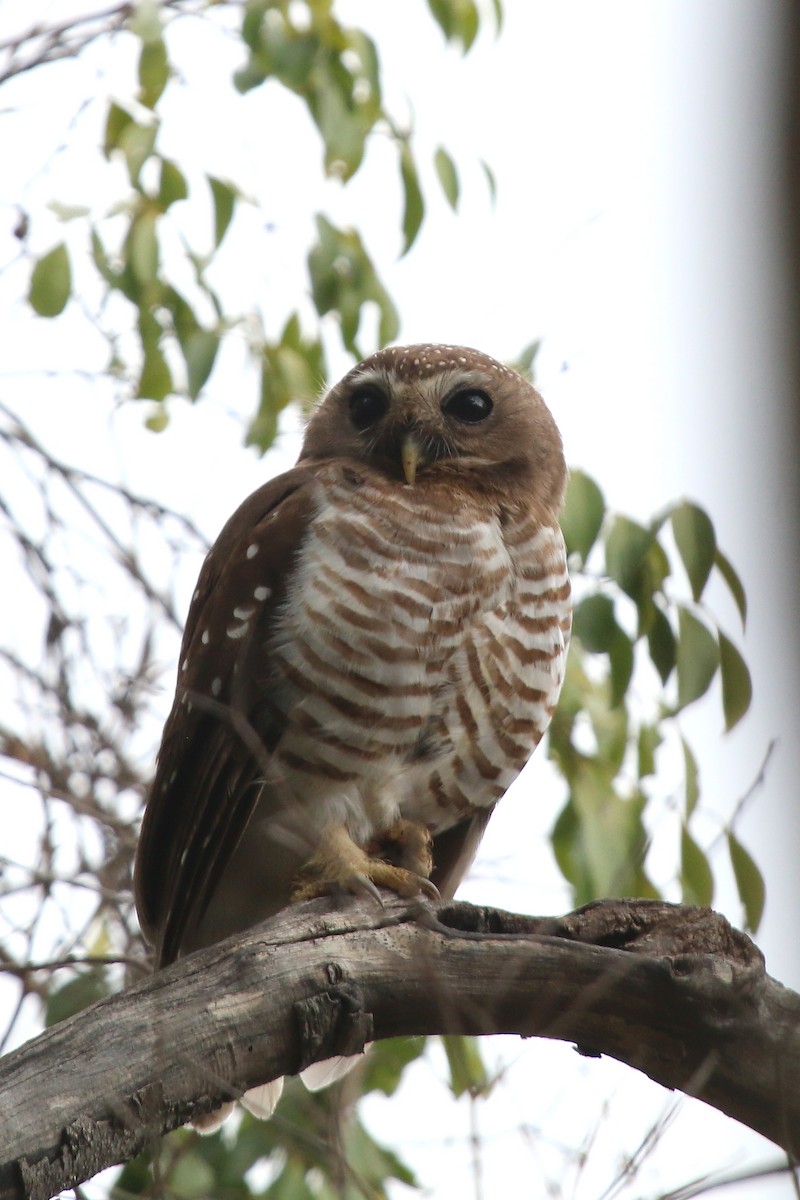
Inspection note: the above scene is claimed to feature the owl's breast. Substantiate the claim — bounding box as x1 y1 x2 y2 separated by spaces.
267 469 570 838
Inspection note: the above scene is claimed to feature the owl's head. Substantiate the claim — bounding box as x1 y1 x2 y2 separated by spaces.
300 344 566 512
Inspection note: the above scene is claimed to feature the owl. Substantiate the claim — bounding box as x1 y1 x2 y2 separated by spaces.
134 343 571 1124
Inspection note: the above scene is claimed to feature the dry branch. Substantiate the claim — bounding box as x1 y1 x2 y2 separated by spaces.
0 897 797 1200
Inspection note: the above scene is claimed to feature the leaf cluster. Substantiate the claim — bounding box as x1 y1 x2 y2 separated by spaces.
23 0 496 450
554 472 762 929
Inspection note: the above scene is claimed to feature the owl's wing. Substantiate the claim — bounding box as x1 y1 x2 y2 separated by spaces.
133 465 322 967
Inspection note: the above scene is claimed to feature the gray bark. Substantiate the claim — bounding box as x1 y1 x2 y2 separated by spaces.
0 897 797 1200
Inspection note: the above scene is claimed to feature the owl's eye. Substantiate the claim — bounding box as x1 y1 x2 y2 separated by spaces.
349 386 389 431
444 388 493 423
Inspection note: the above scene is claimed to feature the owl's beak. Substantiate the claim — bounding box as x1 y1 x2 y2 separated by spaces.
401 434 423 486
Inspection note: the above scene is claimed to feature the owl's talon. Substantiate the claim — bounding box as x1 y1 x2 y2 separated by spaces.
418 877 441 902
292 822 438 906
351 874 385 907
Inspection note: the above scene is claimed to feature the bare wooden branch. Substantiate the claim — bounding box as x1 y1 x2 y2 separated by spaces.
0 897 797 1200
0 1 203 86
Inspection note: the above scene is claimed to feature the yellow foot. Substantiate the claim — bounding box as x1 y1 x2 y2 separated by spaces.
291 822 440 905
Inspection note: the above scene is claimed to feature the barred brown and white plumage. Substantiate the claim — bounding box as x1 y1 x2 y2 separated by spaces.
134 343 571 1123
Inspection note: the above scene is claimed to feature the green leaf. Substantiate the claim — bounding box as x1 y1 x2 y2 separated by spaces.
168 1150 215 1197
671 501 716 602
183 329 219 400
718 632 752 731
681 826 713 907
250 334 326 450
608 627 634 707
728 832 765 932
434 146 460 209
208 176 237 248
715 546 748 629
553 781 648 904
128 210 159 285
426 0 480 51
129 0 163 43
266 1161 315 1200
138 37 169 109
511 339 540 379
137 309 172 401
459 0 481 49
637 724 662 780
362 1037 426 1097
681 735 700 817
164 285 199 345
343 1120 419 1190
605 516 653 596
561 470 605 562
676 606 719 711
441 1035 492 1098
118 119 158 185
145 406 169 433
158 158 188 209
138 344 172 401
103 101 133 157
91 228 118 286
46 969 108 1027
573 594 616 653
47 200 90 221
29 243 71 316
647 606 676 684
307 214 398 356
399 142 424 255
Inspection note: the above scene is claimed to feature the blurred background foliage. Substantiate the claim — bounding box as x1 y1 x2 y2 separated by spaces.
0 1 761 1195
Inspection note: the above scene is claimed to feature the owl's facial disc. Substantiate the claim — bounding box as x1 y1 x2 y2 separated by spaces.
344 369 499 484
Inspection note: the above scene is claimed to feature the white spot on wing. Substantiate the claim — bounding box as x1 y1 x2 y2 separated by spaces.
247 543 259 559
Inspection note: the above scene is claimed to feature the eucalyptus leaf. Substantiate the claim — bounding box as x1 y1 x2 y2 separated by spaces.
138 37 169 109
719 632 752 731
183 329 219 400
605 515 653 597
647 606 676 684
681 735 700 817
434 146 460 209
715 546 748 628
676 607 719 711
158 158 188 209
572 593 616 653
103 101 133 157
46 969 108 1027
128 210 159 285
637 724 662 780
29 243 71 317
671 501 716 602
680 826 713 907
442 1035 492 1098
728 831 765 931
208 176 237 248
561 470 605 562
400 143 424 255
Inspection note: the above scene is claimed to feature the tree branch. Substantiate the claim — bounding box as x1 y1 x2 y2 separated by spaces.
0 1 203 86
0 897 797 1200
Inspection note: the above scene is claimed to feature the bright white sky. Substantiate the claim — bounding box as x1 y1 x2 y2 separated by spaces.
0 1 798 1197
